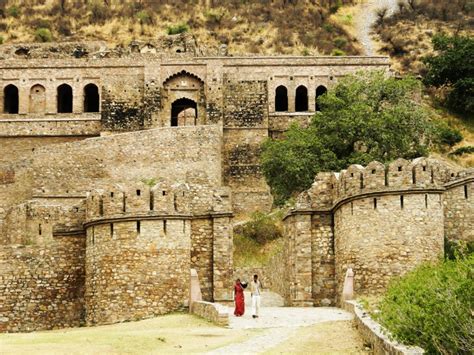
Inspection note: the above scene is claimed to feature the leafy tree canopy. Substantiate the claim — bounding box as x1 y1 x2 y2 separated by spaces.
423 34 474 115
261 70 461 204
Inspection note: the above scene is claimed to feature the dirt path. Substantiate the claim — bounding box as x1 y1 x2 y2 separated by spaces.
208 307 367 354
354 0 399 55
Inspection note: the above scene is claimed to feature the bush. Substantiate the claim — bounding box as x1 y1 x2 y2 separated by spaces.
234 212 282 245
29 18 52 30
6 5 19 18
0 35 3 45
89 0 108 24
331 48 346 56
377 255 474 354
322 23 334 33
449 145 474 156
433 121 463 147
166 23 189 35
34 28 52 42
136 10 153 25
333 37 347 49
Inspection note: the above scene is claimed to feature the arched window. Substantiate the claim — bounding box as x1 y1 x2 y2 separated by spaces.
275 85 288 112
84 83 100 112
315 85 327 112
29 84 46 113
295 85 308 112
57 84 73 113
171 98 197 126
3 84 19 114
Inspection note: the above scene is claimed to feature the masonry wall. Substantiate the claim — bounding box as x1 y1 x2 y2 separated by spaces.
334 192 444 300
444 178 474 243
0 236 85 332
0 125 223 224
85 219 190 325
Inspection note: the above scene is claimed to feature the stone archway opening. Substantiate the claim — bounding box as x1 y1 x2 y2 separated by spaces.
171 98 197 127
3 84 19 114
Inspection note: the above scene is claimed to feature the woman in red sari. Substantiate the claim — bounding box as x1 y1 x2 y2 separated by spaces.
234 278 245 316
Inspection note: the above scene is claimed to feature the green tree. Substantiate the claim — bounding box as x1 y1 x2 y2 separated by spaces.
423 34 474 116
261 70 458 204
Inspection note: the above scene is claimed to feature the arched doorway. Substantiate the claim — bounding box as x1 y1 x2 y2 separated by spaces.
3 84 19 114
295 85 308 112
84 83 100 112
57 84 73 113
275 85 288 112
315 85 327 112
171 98 197 126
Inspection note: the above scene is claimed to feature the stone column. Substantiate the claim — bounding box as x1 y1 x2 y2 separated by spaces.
290 213 313 306
212 216 233 302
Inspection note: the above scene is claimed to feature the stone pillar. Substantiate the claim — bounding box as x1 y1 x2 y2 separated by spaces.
311 213 336 306
212 216 233 302
290 214 313 306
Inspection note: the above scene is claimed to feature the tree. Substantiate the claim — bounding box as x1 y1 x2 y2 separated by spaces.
261 70 460 204
423 34 474 116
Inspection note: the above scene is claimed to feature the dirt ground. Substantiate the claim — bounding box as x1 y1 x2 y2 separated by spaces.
0 310 368 354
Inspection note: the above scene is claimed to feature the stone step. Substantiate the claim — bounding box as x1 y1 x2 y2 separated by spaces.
243 290 285 307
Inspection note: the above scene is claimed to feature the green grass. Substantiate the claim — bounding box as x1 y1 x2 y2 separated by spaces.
233 234 284 267
0 313 256 354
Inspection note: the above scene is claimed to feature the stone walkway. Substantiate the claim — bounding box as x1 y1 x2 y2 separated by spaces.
208 307 354 354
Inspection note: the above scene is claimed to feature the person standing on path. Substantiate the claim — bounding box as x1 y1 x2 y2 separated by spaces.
233 278 245 316
250 274 262 318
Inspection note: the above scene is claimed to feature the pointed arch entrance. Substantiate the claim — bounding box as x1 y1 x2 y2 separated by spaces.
171 98 197 126
162 71 205 127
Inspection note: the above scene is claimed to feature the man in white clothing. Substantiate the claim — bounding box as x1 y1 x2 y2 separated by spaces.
250 274 262 318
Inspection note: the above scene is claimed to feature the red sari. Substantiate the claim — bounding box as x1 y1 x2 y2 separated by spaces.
234 283 245 316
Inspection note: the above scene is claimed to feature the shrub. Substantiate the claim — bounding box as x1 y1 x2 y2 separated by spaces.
6 5 19 18
322 23 334 33
166 23 189 35
34 28 52 42
89 0 108 24
433 121 463 147
449 145 474 156
0 35 3 45
331 48 346 56
29 18 52 30
234 212 282 245
136 10 152 25
377 255 474 354
333 37 347 49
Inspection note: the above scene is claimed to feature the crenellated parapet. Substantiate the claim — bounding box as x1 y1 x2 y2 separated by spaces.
294 157 465 212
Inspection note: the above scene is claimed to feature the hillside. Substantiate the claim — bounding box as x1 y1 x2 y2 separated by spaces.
0 0 360 56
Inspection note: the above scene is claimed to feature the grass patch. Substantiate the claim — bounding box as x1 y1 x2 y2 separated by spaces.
233 234 284 268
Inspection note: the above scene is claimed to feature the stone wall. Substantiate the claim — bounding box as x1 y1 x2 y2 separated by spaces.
282 158 472 306
443 175 473 243
0 236 85 332
0 125 223 224
190 301 229 327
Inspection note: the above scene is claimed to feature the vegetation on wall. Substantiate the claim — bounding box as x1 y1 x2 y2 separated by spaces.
261 70 462 204
376 249 473 354
0 0 359 55
423 34 474 116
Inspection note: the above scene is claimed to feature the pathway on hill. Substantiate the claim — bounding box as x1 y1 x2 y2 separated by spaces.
208 305 367 354
354 0 399 55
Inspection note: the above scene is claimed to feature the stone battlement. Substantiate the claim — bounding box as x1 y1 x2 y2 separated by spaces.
293 157 472 212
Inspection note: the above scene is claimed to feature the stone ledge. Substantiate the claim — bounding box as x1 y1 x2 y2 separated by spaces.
190 301 229 327
344 301 424 355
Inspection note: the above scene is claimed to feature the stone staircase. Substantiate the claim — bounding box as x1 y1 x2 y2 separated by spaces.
243 290 285 307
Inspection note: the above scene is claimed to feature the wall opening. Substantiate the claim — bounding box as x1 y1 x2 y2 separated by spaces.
84 83 100 112
315 85 327 112
425 194 428 208
3 84 19 114
110 223 114 237
171 98 197 126
137 221 141 234
465 185 468 199
373 198 377 209
57 84 73 113
163 220 167 234
29 84 46 113
149 191 154 210
400 195 404 209
360 173 364 189
295 85 308 112
275 85 288 111
412 167 416 184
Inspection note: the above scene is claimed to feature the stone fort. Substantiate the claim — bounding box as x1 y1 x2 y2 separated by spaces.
0 40 472 332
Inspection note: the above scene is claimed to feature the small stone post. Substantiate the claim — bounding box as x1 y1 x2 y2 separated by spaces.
342 268 354 301
189 268 203 312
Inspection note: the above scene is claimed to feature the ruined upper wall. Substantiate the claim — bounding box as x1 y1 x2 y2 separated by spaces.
0 125 224 225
